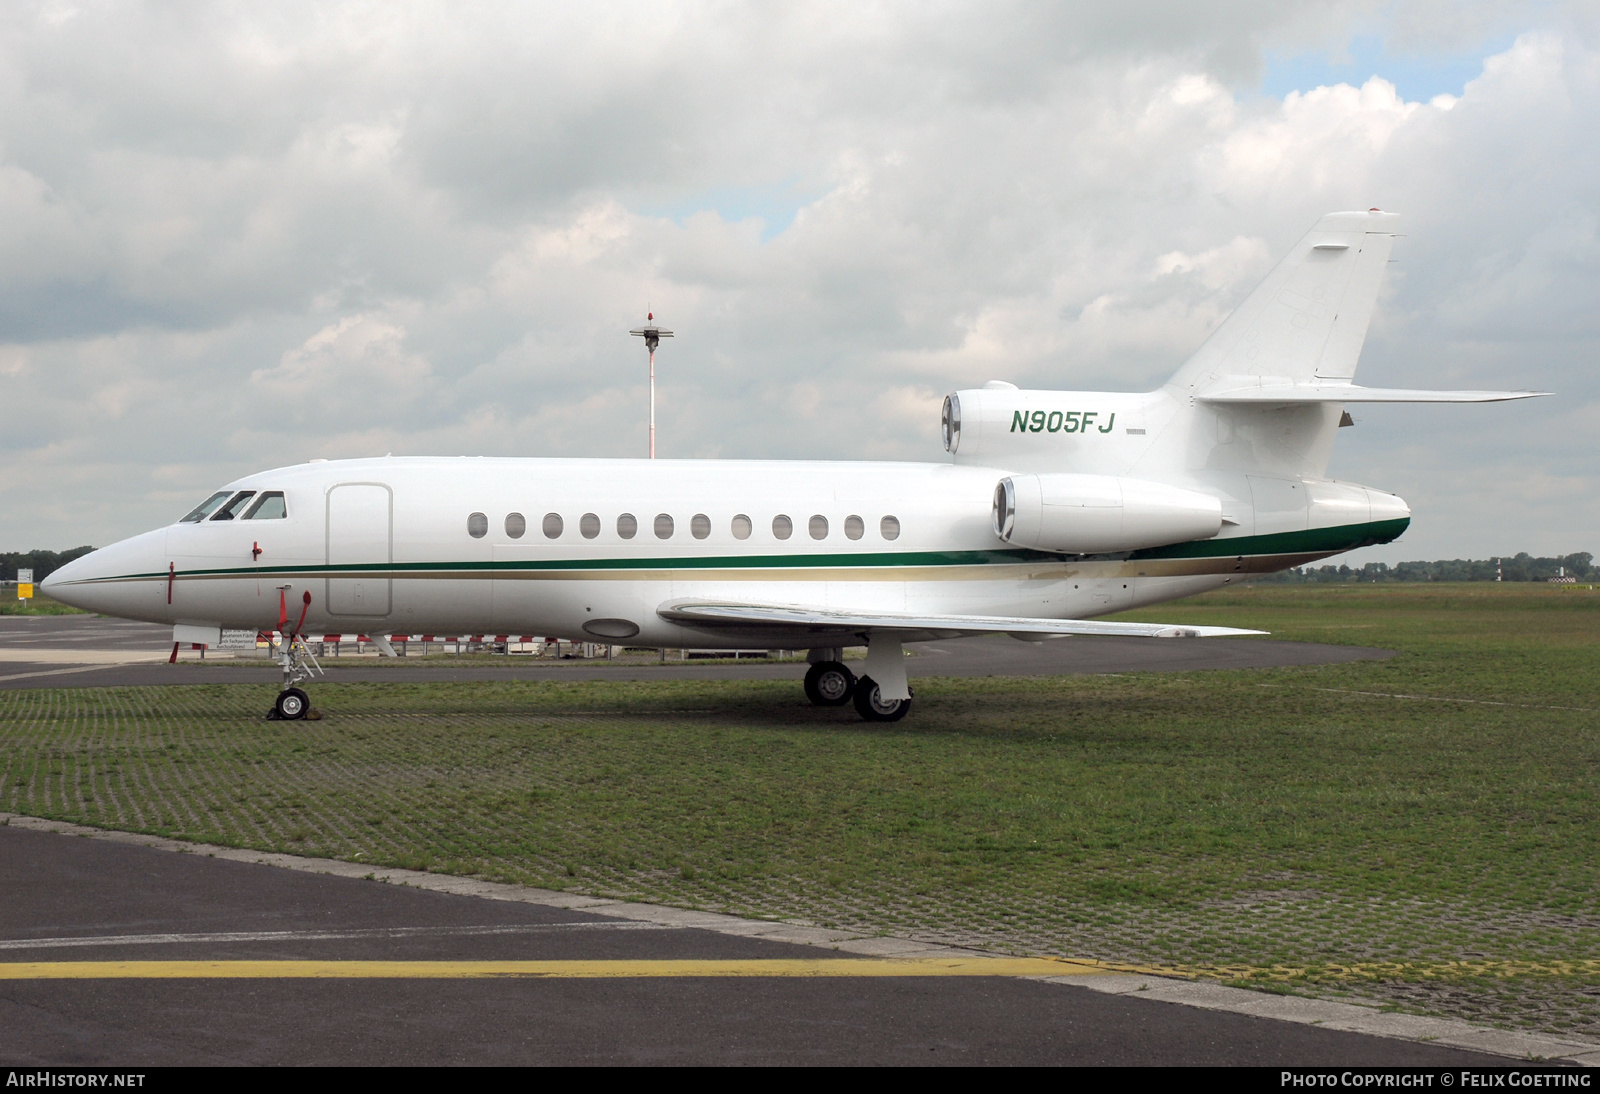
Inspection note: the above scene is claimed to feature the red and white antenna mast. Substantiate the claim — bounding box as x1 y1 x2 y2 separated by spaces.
629 312 674 459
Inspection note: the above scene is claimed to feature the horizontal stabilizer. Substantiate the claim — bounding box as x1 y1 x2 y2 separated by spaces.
1198 382 1549 404
659 601 1265 640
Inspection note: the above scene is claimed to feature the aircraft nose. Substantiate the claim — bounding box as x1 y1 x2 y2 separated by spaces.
41 529 170 622
38 553 91 603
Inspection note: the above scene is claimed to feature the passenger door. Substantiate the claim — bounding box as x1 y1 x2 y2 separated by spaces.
326 483 392 617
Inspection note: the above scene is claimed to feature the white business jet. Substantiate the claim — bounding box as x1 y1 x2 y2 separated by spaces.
44 211 1544 721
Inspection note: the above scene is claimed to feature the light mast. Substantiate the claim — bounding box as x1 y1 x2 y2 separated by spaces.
629 313 673 459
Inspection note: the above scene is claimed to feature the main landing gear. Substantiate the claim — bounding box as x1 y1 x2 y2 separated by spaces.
803 660 856 706
852 676 911 723
804 647 912 722
268 587 323 721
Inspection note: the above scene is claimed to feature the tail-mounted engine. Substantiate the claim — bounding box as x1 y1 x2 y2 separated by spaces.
993 473 1223 555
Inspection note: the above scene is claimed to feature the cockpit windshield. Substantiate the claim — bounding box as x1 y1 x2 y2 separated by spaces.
242 492 287 520
179 491 232 523
211 491 257 521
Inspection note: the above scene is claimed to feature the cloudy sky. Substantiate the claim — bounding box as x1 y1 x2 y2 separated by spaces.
2 1 1594 564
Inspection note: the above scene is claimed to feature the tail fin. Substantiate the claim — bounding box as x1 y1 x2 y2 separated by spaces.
1167 211 1400 394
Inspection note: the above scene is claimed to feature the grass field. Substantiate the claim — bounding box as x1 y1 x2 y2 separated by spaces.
0 590 86 615
1 583 1596 1035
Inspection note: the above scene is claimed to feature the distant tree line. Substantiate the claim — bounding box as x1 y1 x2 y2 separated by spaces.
1 547 96 583
1252 552 1594 584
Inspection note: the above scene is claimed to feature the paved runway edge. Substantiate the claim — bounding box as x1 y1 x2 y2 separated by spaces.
5 812 1595 1066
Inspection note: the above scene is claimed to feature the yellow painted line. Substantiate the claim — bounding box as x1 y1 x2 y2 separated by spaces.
0 957 1125 980
6 956 1591 986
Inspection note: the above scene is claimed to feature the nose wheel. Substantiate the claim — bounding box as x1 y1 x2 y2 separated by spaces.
804 661 856 706
272 687 309 721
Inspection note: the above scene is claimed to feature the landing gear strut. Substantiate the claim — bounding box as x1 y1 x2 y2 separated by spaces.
268 587 323 721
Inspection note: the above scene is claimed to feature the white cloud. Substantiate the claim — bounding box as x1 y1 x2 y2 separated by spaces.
0 3 1594 565
253 312 430 397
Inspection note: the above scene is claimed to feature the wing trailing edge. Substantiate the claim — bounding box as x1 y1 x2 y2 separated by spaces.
658 601 1266 640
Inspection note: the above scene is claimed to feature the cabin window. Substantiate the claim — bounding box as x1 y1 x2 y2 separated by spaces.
809 515 828 540
731 514 752 540
543 513 564 539
844 515 864 540
242 492 287 520
772 515 792 540
467 512 488 538
617 513 638 539
880 515 901 540
505 512 526 539
211 491 256 521
180 491 232 523
580 513 601 539
654 513 674 539
691 513 711 539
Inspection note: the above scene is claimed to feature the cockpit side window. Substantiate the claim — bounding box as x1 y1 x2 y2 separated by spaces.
211 491 257 521
179 491 232 523
242 492 287 520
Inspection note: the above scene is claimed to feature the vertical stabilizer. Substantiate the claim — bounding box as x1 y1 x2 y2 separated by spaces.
1167 211 1400 394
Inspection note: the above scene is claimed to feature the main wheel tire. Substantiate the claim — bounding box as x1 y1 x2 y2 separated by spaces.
274 687 309 721
852 675 911 722
803 661 856 706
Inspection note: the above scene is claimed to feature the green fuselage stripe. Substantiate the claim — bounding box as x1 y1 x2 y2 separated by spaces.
71 518 1408 583
1128 518 1409 561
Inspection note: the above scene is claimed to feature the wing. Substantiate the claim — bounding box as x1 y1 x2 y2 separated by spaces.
658 600 1266 643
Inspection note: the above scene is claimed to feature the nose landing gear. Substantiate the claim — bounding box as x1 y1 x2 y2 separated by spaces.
268 588 323 721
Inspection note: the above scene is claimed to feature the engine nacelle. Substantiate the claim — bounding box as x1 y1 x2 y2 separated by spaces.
993 473 1223 554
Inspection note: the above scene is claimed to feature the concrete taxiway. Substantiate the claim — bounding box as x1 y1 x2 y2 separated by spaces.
0 821 1546 1067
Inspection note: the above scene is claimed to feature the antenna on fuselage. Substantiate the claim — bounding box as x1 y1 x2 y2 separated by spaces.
629 311 674 459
